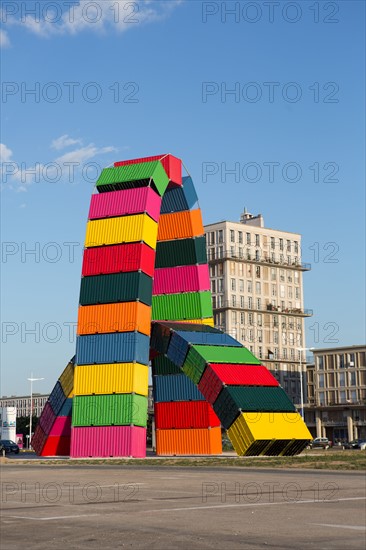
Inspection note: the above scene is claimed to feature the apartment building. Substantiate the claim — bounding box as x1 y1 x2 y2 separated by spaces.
204 209 312 404
0 394 49 417
305 345 366 441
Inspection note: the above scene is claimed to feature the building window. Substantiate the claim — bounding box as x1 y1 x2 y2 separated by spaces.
339 372 345 386
319 374 325 388
257 314 262 326
246 232 251 245
271 284 277 297
295 287 300 299
258 346 263 358
240 312 245 324
218 230 223 243
231 311 237 323
218 246 223 258
273 316 279 328
255 266 261 278
283 348 287 359
294 241 299 253
339 390 346 403
319 392 325 406
350 372 356 386
212 296 216 308
248 313 253 325
230 246 235 257
230 230 235 243
248 297 253 309
317 356 324 370
287 240 291 252
256 298 261 310
210 265 216 277
279 238 283 251
273 331 279 344
350 390 357 402
271 268 276 281
209 232 215 245
231 278 236 291
255 281 261 294
218 279 224 292
247 281 252 293
217 263 223 276
255 249 260 261
239 279 244 292
238 263 243 276
271 237 275 250
239 247 243 258
255 234 260 246
238 231 243 244
258 330 263 343
240 296 245 308
231 295 236 307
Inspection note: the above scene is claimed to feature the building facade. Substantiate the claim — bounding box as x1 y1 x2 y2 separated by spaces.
0 394 49 417
305 345 366 441
204 209 312 404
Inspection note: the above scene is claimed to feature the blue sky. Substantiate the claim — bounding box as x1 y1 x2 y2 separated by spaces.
1 0 365 395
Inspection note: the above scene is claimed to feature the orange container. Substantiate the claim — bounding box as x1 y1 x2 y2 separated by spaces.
155 427 222 455
77 302 151 336
157 209 204 241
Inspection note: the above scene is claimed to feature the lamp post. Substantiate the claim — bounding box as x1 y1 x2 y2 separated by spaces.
27 374 44 449
296 347 314 419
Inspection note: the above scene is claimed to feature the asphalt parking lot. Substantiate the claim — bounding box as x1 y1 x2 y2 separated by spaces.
1 463 365 549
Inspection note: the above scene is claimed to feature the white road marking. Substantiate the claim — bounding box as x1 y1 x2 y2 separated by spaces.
3 514 100 521
144 496 366 513
311 523 366 531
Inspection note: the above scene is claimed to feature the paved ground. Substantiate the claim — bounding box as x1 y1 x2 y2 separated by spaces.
1 463 365 549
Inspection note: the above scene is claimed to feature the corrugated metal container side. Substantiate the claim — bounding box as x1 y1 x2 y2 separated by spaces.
96 161 170 196
190 345 261 365
58 361 74 398
209 364 279 386
179 318 214 327
79 272 153 307
161 176 198 213
40 436 70 457
88 187 161 222
84 214 158 250
150 323 172 354
82 243 155 278
58 398 73 417
70 425 146 458
182 347 207 385
166 332 190 368
75 332 149 365
198 367 223 404
72 394 148 427
114 154 182 186
154 402 220 429
213 387 296 430
152 291 213 321
155 236 207 268
157 321 219 333
49 381 66 415
77 302 151 336
227 412 312 456
175 330 242 347
152 355 181 375
152 264 210 295
74 363 148 396
155 427 222 456
31 425 47 454
153 374 205 403
157 209 204 241
39 402 57 434
49 416 72 437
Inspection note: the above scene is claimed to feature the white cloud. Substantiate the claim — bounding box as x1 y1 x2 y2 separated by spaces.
51 135 83 151
0 143 13 162
0 29 10 48
55 144 117 165
8 1 183 39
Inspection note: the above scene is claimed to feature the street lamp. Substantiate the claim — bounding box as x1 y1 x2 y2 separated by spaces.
27 374 44 449
296 347 314 419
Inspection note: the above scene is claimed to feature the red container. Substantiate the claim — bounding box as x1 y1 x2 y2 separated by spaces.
153 264 210 295
198 364 279 404
114 154 182 186
31 425 47 454
70 426 146 458
39 402 56 435
88 187 161 222
82 242 155 277
40 436 70 456
154 401 220 429
49 416 72 437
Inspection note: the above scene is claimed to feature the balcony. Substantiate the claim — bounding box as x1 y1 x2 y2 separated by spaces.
213 300 313 317
207 249 311 271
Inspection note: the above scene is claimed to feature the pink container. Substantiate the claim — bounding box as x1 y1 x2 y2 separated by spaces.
88 187 161 222
49 416 72 437
153 264 210 295
70 426 146 458
39 402 56 435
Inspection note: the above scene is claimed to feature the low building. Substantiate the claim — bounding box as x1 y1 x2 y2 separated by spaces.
304 345 366 442
0 394 49 417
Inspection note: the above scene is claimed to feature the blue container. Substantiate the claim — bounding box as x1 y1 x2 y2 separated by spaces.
175 330 242 347
166 332 189 368
76 332 149 365
58 398 72 417
48 381 66 416
153 374 205 403
160 176 198 213
150 323 172 355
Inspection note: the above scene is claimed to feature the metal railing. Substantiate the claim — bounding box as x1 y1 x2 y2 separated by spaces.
213 300 313 317
207 249 311 271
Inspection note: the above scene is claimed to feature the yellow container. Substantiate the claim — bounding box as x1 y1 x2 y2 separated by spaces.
74 363 148 396
84 214 158 249
178 318 214 327
228 412 312 456
59 361 74 397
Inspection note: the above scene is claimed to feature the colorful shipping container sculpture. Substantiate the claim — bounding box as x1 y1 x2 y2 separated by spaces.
35 154 312 458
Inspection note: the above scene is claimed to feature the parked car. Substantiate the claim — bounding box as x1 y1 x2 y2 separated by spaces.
343 439 366 450
0 439 20 454
309 437 332 449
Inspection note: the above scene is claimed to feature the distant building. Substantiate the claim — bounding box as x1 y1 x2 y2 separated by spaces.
305 345 366 441
204 209 312 404
0 394 49 417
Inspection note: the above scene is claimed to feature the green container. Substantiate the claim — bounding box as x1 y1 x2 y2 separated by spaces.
152 355 181 375
72 394 148 427
213 386 295 429
152 291 213 321
80 272 152 306
96 161 169 196
191 344 261 365
155 237 207 268
182 347 207 384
